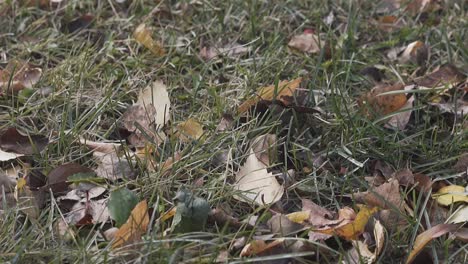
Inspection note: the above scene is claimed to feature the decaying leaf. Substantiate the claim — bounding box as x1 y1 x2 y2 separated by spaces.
65 198 109 225
429 100 468 117
79 138 121 154
353 179 405 211
112 200 149 249
268 214 304 236
384 92 414 130
300 198 337 227
288 31 323 54
137 80 171 127
344 220 385 264
200 43 251 60
238 78 302 114
314 206 379 240
133 24 165 56
0 149 23 161
0 60 42 93
0 127 48 155
375 15 404 32
46 163 94 195
94 152 137 180
406 224 459 264
175 118 203 141
414 64 465 88
358 83 408 117
233 148 284 205
63 14 94 33
432 185 468 206
398 41 428 65
240 239 284 257
172 189 211 232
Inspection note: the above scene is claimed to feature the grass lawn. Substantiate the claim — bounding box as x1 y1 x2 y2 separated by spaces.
0 0 467 263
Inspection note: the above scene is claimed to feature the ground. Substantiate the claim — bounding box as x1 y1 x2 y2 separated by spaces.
0 0 467 263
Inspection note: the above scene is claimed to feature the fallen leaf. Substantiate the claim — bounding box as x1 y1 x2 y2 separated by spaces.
314 206 379 240
46 163 94 195
0 127 48 155
104 227 119 241
432 185 468 206
175 118 203 141
414 64 464 88
288 31 323 54
358 83 408 118
233 148 284 205
216 113 234 132
133 24 165 56
405 0 441 16
353 179 405 210
0 60 42 93
79 138 121 154
268 214 304 236
137 80 171 127
429 100 468 116
172 189 211 232
398 41 428 65
453 228 468 242
384 93 414 130
200 43 250 60
108 188 139 227
238 77 302 114
112 200 150 249
0 149 23 161
453 153 468 173
63 14 94 33
406 224 459 264
300 198 337 227
240 239 284 257
94 152 137 180
209 207 243 229
447 205 468 224
251 134 277 166
375 15 404 32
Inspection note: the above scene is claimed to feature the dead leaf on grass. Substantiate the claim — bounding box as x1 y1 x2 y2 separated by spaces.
238 78 302 114
0 60 42 93
398 41 428 65
251 134 277 166
432 185 468 206
353 179 405 211
414 64 465 88
358 83 407 117
375 15 405 32
0 127 48 155
112 200 150 249
175 118 203 141
134 24 165 56
446 205 468 224
288 31 323 54
233 148 284 206
240 239 284 257
137 80 171 127
429 100 468 117
345 220 385 264
406 224 459 264
200 43 251 60
46 163 94 195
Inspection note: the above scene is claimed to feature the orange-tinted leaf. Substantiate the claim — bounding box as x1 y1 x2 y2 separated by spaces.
240 239 284 257
406 224 459 264
238 78 302 114
358 83 407 117
112 200 150 249
314 206 379 240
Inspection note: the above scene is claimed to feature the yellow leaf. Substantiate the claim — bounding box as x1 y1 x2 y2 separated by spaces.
133 24 165 56
406 224 459 264
16 178 26 190
161 207 176 222
240 239 284 257
238 78 302 114
175 118 203 142
314 206 379 240
286 211 310 224
112 200 150 249
432 185 468 206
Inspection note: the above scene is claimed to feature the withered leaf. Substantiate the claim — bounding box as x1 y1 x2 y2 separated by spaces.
0 127 48 155
46 163 94 195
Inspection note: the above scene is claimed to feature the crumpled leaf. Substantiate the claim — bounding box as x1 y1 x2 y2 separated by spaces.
200 43 251 60
406 224 459 264
429 100 468 117
66 199 109 225
344 220 385 264
112 200 149 249
175 118 203 142
233 148 284 205
358 83 408 118
375 15 404 33
313 206 379 240
398 41 428 65
405 0 441 16
432 185 468 206
414 64 464 88
268 214 304 236
288 31 323 54
134 24 165 56
46 163 94 195
238 77 302 114
299 198 337 227
172 189 210 232
108 188 139 227
0 60 42 93
94 152 137 180
0 127 48 155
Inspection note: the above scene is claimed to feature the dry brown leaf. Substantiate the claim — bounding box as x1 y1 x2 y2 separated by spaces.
300 198 337 227
238 78 302 114
358 83 407 118
384 92 414 130
406 224 459 264
314 206 379 240
112 200 150 249
453 153 468 173
46 163 94 195
429 100 468 117
268 214 304 236
398 41 428 65
233 148 284 206
288 31 323 54
376 15 404 32
353 179 405 211
405 0 441 16
414 64 465 88
0 60 42 93
175 118 203 141
346 220 385 264
79 138 121 154
133 24 165 56
0 127 48 155
94 152 136 181
447 205 468 224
